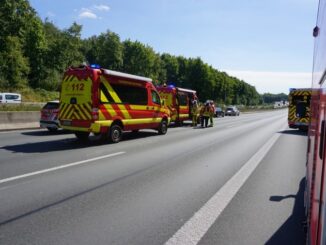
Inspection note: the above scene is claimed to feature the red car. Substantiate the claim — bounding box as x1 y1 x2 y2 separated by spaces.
40 100 60 131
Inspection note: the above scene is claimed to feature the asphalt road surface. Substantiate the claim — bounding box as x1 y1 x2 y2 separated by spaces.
0 109 307 245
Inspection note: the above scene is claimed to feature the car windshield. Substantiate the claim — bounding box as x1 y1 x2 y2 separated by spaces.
227 107 234 110
43 102 59 109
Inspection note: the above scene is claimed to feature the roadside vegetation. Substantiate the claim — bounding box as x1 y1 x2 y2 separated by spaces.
1 0 287 111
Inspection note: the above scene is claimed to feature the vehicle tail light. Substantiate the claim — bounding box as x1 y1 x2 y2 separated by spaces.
92 108 99 120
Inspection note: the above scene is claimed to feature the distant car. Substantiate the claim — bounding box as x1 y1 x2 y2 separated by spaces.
215 107 225 117
40 100 60 131
0 93 21 103
225 106 240 116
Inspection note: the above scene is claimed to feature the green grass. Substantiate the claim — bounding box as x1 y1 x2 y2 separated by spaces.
0 103 44 111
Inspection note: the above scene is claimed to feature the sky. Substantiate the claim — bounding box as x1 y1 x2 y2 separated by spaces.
29 0 319 94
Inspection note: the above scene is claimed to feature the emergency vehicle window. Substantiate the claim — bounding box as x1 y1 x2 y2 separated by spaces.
178 93 187 106
0 95 2 100
151 91 161 105
291 96 304 105
111 84 148 105
296 102 306 118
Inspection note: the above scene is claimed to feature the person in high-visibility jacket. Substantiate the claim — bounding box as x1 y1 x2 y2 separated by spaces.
191 100 200 127
200 102 211 127
209 101 215 127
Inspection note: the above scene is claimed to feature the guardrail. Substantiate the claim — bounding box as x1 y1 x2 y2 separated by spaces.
0 111 40 131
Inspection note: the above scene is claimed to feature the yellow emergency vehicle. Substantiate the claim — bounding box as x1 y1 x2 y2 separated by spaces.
288 88 311 130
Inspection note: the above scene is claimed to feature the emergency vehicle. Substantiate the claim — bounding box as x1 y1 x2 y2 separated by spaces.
155 85 197 125
288 88 311 130
58 65 170 143
305 0 326 243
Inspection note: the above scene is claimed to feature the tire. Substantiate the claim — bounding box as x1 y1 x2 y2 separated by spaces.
109 124 122 143
158 119 168 135
75 132 90 141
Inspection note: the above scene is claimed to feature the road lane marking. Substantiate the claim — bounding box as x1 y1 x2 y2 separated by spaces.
0 152 125 184
165 127 285 245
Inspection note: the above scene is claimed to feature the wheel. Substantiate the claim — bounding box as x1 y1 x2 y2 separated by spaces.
109 124 122 143
75 132 90 141
158 119 168 135
47 127 58 132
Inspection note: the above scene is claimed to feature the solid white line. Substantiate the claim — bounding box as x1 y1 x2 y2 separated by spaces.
165 127 284 245
0 152 125 184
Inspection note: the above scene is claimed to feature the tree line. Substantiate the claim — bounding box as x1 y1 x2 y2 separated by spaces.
0 0 269 105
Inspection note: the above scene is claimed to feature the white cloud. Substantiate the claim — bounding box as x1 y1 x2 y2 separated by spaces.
79 8 97 19
93 4 110 11
225 70 312 94
77 4 110 20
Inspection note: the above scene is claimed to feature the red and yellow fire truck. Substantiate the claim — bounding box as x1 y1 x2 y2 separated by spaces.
288 88 311 131
156 85 197 125
58 65 170 143
305 0 326 243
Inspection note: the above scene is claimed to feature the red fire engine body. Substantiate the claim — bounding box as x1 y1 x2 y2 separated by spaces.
156 85 197 125
306 0 326 243
58 65 170 143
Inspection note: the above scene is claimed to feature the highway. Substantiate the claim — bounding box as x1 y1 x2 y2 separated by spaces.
0 109 307 245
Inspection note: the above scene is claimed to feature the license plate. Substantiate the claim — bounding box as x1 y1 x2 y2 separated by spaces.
61 120 72 126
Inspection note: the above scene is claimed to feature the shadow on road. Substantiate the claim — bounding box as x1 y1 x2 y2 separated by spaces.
1 131 159 153
266 178 306 245
21 129 71 136
278 129 308 137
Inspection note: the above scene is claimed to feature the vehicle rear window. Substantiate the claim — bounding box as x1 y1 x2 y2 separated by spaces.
43 102 59 109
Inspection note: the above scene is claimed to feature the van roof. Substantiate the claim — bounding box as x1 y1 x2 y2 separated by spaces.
0 92 21 95
102 69 152 83
176 87 197 94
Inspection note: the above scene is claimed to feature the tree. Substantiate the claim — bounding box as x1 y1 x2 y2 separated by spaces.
84 31 123 70
0 36 29 89
24 16 47 88
160 53 179 84
122 40 161 80
0 0 36 50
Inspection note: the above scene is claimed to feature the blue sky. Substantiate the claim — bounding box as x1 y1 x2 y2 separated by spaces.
29 0 319 94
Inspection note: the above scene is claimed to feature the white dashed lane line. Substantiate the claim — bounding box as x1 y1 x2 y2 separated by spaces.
0 152 125 184
165 126 284 245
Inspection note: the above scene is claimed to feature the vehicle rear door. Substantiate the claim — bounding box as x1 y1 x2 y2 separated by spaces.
59 72 93 127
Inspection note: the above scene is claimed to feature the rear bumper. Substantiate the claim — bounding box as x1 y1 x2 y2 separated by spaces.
40 120 60 129
60 120 112 133
288 121 308 128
